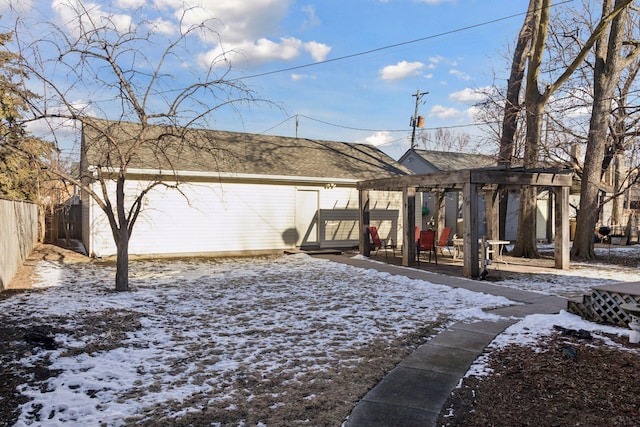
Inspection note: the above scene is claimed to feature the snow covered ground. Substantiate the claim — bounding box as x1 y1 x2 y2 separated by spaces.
486 244 640 298
4 246 640 425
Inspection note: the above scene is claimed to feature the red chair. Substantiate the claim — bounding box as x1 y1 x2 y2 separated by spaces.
417 229 437 264
436 226 453 257
367 226 392 258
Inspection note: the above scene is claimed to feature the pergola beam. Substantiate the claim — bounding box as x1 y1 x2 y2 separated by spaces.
357 167 573 192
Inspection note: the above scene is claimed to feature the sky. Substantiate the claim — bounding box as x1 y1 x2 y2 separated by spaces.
3 247 638 424
0 1 571 160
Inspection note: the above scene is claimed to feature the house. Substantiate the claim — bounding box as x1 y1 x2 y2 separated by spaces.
80 119 412 258
399 149 498 174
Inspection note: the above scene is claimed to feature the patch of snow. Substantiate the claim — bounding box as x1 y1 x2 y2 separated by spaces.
6 253 513 425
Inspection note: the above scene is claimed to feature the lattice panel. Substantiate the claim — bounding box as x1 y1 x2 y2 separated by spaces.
589 291 640 327
567 300 594 321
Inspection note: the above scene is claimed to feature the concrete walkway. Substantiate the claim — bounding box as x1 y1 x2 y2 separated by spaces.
317 254 567 427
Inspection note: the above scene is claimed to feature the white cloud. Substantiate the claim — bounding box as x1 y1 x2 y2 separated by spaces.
449 87 488 103
465 105 480 121
449 69 472 81
146 17 177 35
428 55 460 70
26 100 93 146
52 0 134 37
428 105 462 120
45 1 328 70
357 131 395 147
379 61 425 81
175 0 291 43
247 37 302 61
301 4 320 28
199 36 303 68
304 41 331 62
291 73 316 81
115 0 145 8
158 1 329 69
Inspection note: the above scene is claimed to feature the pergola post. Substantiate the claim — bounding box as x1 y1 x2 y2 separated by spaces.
402 186 417 266
462 182 480 278
359 189 371 257
554 185 570 269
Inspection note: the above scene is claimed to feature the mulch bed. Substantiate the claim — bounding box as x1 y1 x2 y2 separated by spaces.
438 332 640 426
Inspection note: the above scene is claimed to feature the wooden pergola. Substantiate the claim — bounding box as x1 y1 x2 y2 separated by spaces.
358 167 574 278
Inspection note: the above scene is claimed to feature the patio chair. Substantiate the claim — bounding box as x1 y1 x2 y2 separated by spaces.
436 226 453 257
367 226 393 258
417 229 437 264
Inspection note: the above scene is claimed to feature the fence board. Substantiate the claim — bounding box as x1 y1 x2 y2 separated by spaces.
0 199 38 289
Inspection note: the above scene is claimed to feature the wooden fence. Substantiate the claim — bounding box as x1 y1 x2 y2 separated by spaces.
0 198 38 290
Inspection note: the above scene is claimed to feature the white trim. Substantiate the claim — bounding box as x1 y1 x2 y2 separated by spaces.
96 167 359 185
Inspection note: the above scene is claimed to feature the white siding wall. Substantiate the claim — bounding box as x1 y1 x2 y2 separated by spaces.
87 180 405 257
399 152 438 174
90 180 296 257
369 191 404 245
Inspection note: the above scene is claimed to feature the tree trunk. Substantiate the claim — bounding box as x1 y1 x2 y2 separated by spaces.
511 0 547 258
572 96 612 259
114 173 130 291
512 101 544 258
498 0 535 165
611 150 624 225
115 227 129 292
572 0 631 260
498 0 535 241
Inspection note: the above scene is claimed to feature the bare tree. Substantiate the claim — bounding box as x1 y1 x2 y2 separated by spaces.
534 0 640 234
605 59 640 226
4 3 263 291
498 1 536 166
511 0 634 258
572 0 640 260
418 128 480 153
490 0 536 241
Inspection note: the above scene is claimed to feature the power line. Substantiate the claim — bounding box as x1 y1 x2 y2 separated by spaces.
297 115 408 132
258 116 295 134
300 114 502 132
233 0 574 82
259 113 501 135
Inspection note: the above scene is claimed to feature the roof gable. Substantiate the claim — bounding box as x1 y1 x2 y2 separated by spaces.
81 119 411 181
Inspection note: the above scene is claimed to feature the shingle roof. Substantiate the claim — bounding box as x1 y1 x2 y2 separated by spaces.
81 119 411 181
411 149 498 171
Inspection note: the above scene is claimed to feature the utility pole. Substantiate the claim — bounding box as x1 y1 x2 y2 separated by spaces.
410 89 428 149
